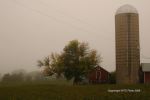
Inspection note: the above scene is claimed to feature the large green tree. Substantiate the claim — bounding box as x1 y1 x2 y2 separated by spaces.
37 40 102 84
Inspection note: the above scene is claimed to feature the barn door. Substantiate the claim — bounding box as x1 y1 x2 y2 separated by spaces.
96 71 101 81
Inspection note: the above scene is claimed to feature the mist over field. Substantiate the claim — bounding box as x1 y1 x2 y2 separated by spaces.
1 0 150 75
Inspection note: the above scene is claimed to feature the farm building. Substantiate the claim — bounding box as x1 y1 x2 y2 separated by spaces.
88 65 109 84
115 5 140 84
141 63 150 84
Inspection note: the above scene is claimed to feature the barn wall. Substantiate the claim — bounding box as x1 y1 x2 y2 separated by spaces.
144 72 150 84
88 67 109 83
100 68 109 82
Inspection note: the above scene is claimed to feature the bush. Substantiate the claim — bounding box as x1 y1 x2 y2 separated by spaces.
109 71 116 84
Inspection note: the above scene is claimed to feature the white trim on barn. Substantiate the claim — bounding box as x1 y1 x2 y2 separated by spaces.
99 71 101 80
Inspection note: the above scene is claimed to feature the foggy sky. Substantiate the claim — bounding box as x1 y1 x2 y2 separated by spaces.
0 0 150 74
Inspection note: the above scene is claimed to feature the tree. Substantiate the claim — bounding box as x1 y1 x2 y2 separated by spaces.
37 56 54 76
1 72 25 82
2 73 11 82
109 71 116 84
38 40 102 84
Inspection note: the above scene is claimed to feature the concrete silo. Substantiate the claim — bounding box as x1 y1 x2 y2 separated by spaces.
115 4 140 84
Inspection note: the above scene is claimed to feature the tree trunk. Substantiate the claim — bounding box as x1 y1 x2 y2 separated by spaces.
73 77 81 85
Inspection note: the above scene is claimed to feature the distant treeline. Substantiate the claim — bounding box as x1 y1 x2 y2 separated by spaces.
0 69 51 83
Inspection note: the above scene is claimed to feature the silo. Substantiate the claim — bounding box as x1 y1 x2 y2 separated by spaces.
115 4 140 84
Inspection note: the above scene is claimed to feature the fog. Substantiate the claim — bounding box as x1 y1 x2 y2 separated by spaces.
0 0 150 74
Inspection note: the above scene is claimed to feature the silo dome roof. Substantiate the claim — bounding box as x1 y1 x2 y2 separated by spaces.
116 4 138 15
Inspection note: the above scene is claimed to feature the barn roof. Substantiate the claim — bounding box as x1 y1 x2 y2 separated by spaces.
93 65 109 73
141 63 150 72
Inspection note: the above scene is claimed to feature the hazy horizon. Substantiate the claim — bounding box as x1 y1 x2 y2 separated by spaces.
0 0 150 75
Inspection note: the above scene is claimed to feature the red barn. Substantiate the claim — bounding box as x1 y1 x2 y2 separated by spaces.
88 65 109 84
142 63 150 84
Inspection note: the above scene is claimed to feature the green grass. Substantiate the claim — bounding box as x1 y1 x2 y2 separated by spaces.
0 81 150 100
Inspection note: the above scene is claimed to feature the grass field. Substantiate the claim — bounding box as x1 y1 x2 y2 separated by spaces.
0 81 150 100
